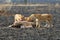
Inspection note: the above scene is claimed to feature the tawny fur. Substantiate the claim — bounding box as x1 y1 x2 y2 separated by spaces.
14 14 24 23
30 14 53 28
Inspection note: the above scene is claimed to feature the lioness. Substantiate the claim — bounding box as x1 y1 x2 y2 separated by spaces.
30 14 53 28
10 14 25 28
14 14 24 23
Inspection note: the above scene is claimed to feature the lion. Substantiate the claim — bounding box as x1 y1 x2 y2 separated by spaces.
9 14 25 28
14 14 24 23
29 14 53 28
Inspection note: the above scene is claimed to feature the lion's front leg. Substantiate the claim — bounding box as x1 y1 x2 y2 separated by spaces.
36 19 38 28
36 19 41 28
38 22 41 28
